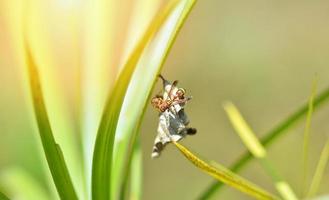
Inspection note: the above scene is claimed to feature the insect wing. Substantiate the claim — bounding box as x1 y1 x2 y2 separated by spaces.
163 84 178 100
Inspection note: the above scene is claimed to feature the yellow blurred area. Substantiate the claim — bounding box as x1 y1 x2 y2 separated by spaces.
1 0 329 199
0 0 161 199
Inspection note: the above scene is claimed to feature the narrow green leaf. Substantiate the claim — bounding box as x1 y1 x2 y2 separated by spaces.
173 142 278 200
91 1 181 199
0 191 9 200
120 140 143 200
223 102 298 200
23 1 86 197
302 80 317 193
119 139 143 200
112 0 197 198
307 140 329 198
129 141 143 200
223 102 266 159
25 43 78 200
198 86 329 200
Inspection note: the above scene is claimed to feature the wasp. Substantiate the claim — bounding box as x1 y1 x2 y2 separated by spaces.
151 75 197 158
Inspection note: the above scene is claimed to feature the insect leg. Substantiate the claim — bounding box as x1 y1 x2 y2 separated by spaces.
166 80 178 100
179 127 197 135
151 138 164 158
178 109 190 125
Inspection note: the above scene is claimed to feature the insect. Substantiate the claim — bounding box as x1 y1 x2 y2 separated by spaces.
151 75 197 158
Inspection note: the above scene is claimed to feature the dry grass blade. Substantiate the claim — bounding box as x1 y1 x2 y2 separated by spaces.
307 140 329 198
173 142 278 200
91 1 180 199
25 44 78 199
302 80 317 193
223 102 266 158
198 86 329 200
223 102 298 200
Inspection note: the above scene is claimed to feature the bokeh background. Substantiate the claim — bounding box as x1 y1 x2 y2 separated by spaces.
1 0 329 199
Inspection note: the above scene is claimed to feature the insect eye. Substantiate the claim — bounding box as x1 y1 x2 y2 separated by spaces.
151 97 159 103
178 88 186 95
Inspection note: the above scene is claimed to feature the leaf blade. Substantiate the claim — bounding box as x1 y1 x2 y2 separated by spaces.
91 1 181 199
198 86 329 200
307 140 329 198
112 0 197 198
25 43 78 200
173 142 278 200
118 139 143 200
129 141 143 200
0 191 10 200
302 80 317 194
223 102 298 200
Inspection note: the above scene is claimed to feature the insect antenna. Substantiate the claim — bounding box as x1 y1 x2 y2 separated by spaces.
158 74 166 82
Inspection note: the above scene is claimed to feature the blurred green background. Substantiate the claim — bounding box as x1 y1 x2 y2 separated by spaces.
1 0 329 199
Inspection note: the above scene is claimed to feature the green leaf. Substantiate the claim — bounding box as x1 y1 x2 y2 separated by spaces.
223 102 298 200
223 102 266 159
111 0 197 198
91 1 185 199
198 86 329 200
302 80 317 194
307 140 329 198
0 191 9 200
173 142 278 200
25 43 78 200
129 140 143 200
23 1 86 198
118 139 143 200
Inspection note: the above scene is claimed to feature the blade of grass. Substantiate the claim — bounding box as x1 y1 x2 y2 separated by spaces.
223 102 298 200
25 42 78 200
112 0 197 198
307 140 329 198
82 0 117 197
0 191 9 200
119 138 143 200
129 140 143 200
302 80 317 194
198 86 329 200
25 2 86 195
91 1 181 199
173 141 278 200
23 2 84 199
223 102 266 158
